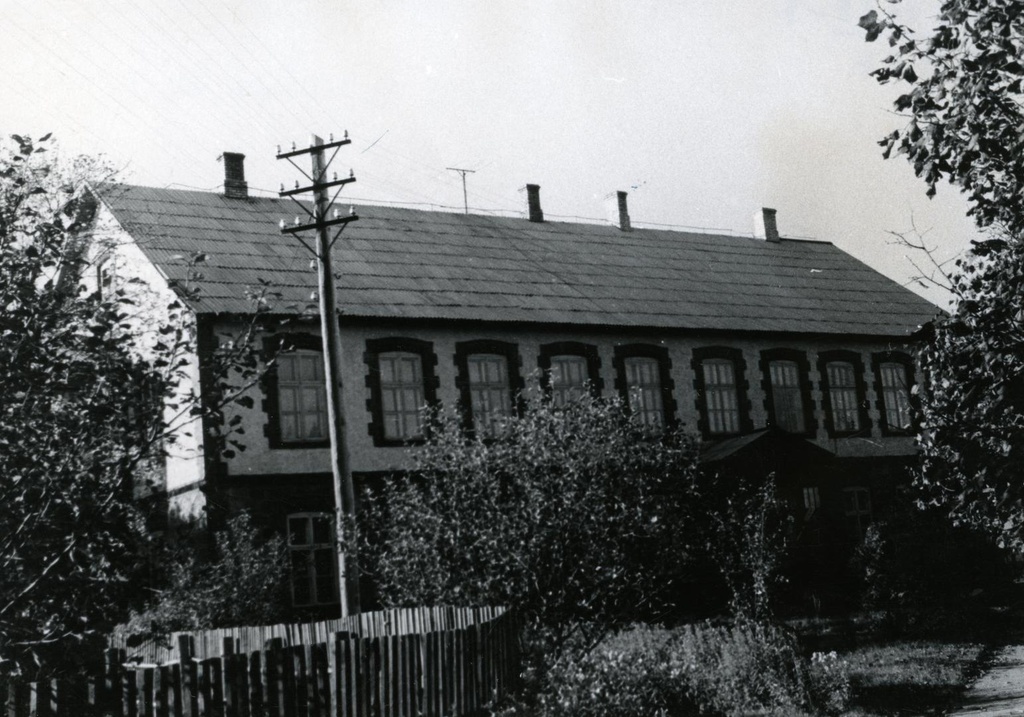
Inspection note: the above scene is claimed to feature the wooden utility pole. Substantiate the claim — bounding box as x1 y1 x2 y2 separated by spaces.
446 167 475 214
277 133 361 616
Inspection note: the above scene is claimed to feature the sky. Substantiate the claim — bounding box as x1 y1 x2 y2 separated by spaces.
2 0 982 307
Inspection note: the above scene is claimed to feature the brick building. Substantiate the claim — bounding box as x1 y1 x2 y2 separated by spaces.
84 154 938 610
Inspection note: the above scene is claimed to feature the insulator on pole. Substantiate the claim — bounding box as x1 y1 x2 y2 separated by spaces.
344 130 349 139
294 216 300 225
333 172 338 181
295 181 300 189
333 208 340 219
329 133 334 142
276 144 281 154
349 206 355 216
279 219 285 229
291 141 296 151
280 183 285 192
349 169 354 178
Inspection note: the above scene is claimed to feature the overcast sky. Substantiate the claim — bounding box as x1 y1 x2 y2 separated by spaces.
3 0 981 307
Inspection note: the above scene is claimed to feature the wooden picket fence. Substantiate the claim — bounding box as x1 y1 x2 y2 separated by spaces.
108 606 507 665
3 606 519 716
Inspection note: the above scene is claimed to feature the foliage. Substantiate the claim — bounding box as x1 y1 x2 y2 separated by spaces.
538 622 850 717
705 472 793 622
854 500 1014 635
860 2 1024 550
123 513 290 636
363 394 702 655
0 135 268 677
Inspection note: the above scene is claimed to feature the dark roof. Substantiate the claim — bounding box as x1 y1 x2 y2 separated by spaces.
96 184 939 336
699 427 835 464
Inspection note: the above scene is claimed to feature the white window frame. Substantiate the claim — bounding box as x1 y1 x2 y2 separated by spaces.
378 351 426 441
276 350 329 444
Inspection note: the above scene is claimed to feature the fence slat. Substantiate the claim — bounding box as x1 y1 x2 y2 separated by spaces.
9 606 514 717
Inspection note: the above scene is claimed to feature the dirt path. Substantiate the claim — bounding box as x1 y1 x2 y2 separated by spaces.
949 646 1024 716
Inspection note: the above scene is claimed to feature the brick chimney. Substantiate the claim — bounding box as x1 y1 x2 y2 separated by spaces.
523 183 544 222
605 190 632 231
220 152 248 200
753 207 779 242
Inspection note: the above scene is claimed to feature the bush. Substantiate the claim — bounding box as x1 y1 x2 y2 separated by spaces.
363 394 702 656
123 513 289 636
539 622 850 717
705 472 792 621
854 498 1016 635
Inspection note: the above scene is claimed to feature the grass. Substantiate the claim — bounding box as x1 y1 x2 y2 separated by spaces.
837 639 987 716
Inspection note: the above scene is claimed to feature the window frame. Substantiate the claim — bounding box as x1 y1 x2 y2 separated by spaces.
96 255 115 299
537 341 603 406
817 350 871 438
454 339 525 438
842 486 873 542
262 334 331 450
871 351 916 436
612 343 677 428
364 337 439 447
286 511 339 608
692 346 752 438
759 348 817 436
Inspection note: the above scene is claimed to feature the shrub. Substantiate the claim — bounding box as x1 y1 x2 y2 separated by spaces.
539 621 850 717
363 394 702 656
123 512 289 636
854 497 1015 635
705 472 792 622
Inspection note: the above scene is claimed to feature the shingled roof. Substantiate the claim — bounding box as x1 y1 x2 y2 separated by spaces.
96 184 939 337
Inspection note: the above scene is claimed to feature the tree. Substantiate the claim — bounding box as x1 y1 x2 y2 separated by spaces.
860 2 1024 550
0 134 266 677
362 393 702 658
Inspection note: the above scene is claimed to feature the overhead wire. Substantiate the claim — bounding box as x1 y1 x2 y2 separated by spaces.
0 11 210 173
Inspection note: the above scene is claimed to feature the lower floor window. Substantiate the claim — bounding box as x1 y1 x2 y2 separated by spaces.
843 487 872 541
287 513 338 607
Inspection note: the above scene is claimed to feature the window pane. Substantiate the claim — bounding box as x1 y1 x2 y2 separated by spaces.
291 552 312 605
313 549 335 602
379 356 396 383
281 415 297 442
312 516 331 544
288 517 307 545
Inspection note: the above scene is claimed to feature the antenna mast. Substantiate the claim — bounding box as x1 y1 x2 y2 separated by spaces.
446 167 476 214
